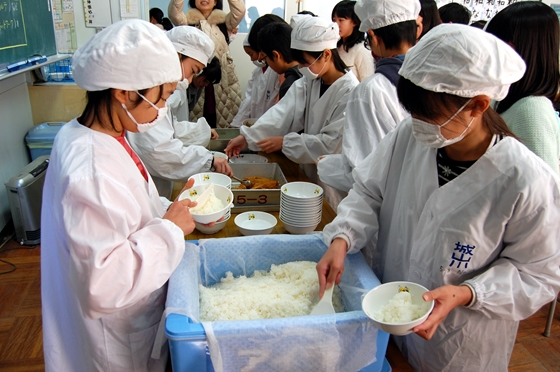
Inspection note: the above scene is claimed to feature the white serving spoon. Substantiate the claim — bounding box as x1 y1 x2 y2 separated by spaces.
189 183 214 214
310 285 335 315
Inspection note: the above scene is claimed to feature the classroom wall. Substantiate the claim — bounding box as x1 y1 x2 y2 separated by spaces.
0 74 35 230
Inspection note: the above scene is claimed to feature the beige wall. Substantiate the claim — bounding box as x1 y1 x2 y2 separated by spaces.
28 85 86 125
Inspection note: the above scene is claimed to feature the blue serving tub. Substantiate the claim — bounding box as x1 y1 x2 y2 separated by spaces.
25 122 65 161
165 234 391 372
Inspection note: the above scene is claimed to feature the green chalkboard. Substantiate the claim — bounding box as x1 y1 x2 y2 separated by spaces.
0 0 56 68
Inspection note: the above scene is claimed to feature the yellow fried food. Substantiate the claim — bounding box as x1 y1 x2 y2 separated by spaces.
232 176 279 190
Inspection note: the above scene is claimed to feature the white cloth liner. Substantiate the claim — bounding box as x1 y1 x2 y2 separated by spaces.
158 233 380 372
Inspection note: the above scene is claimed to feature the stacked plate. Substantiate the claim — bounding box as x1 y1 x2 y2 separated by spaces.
279 182 323 234
189 173 232 234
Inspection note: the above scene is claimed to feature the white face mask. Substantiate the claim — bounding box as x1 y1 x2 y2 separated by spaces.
253 59 267 68
176 79 190 91
299 53 325 80
122 91 168 133
412 99 474 148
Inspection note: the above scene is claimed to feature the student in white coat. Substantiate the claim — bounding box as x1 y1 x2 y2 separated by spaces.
229 15 283 128
165 51 219 147
225 16 359 208
41 20 203 371
128 26 233 199
318 0 418 196
317 24 560 371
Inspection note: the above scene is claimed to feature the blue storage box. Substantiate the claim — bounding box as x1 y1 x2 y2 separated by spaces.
165 234 391 372
25 122 65 161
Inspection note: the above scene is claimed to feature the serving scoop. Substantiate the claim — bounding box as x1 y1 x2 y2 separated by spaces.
189 183 214 213
310 285 335 315
231 175 252 188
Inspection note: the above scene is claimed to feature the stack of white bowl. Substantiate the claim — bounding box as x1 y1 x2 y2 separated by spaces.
279 182 323 234
189 173 232 234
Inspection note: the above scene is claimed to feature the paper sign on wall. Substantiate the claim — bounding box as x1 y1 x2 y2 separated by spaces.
83 0 112 28
120 0 139 18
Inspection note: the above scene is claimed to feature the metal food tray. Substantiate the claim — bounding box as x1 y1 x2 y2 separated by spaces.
207 128 250 153
230 163 287 213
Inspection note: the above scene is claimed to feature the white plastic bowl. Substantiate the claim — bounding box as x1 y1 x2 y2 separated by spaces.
189 172 232 189
178 184 233 224
279 214 322 227
194 213 230 235
281 182 324 198
281 220 319 234
362 281 434 336
280 196 323 207
280 202 322 214
234 211 277 236
229 154 268 164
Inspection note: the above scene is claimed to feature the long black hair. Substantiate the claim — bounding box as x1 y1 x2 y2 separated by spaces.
419 0 441 39
486 1 560 113
331 1 364 52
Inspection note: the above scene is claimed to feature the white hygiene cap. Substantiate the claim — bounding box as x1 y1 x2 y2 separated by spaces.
290 14 312 29
72 19 181 91
399 24 526 100
356 0 421 32
291 16 340 52
167 26 215 66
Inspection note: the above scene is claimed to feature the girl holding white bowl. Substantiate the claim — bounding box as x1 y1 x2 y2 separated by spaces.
317 22 560 372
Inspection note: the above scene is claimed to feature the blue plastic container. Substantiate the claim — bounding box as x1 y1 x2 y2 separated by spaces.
25 122 65 160
165 235 392 372
166 314 391 372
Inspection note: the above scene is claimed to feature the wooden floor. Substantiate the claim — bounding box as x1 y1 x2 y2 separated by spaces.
1 226 559 371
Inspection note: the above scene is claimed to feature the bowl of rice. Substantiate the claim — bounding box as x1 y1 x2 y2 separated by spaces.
179 184 233 224
362 281 434 336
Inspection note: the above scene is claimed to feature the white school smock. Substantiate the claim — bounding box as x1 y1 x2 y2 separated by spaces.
41 119 186 372
323 117 560 371
240 71 359 208
317 73 408 193
167 88 212 147
127 109 213 199
230 66 281 128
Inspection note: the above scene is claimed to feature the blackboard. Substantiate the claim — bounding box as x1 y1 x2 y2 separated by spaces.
0 0 57 68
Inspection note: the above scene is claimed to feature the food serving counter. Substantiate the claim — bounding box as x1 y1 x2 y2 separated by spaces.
174 151 338 240
169 151 414 372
